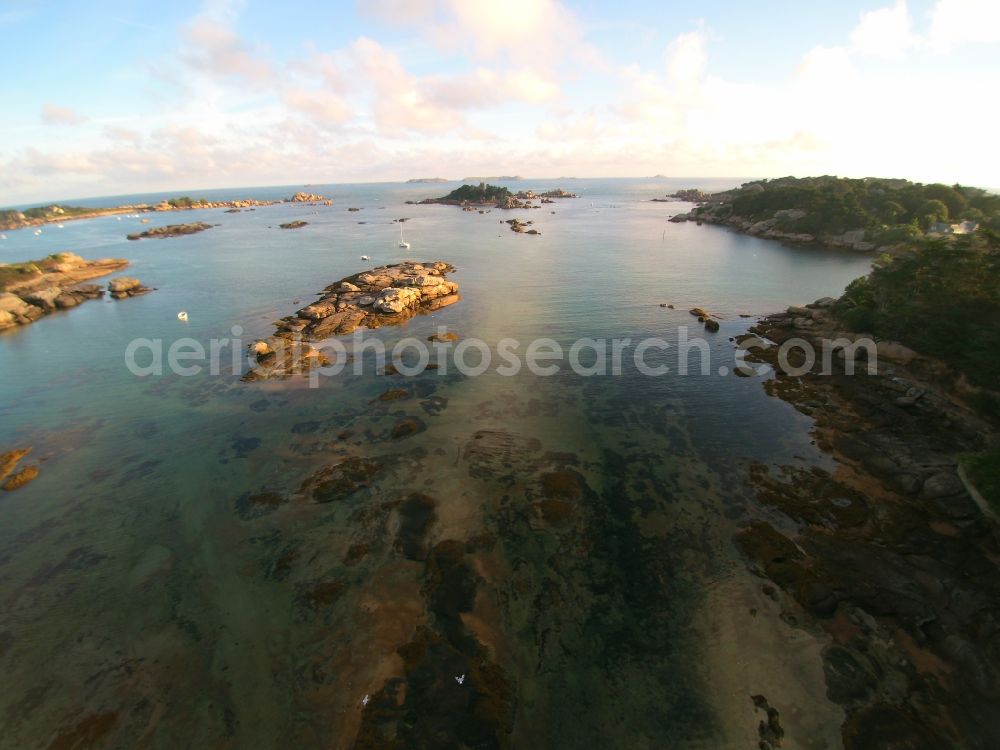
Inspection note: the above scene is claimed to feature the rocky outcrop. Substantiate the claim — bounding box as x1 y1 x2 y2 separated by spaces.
506 219 540 235
279 220 308 230
127 222 212 240
0 252 136 331
245 261 460 380
276 261 459 340
289 192 326 203
107 277 152 299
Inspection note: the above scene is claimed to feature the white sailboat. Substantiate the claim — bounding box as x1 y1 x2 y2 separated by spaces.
398 222 410 249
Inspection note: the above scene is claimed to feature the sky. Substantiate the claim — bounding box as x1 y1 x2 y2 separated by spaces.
1 0 999 205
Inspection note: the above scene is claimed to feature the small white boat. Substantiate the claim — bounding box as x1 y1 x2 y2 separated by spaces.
398 223 410 249
57 223 65 229
177 311 189 322
0 234 6 240
360 255 370 261
33 229 42 235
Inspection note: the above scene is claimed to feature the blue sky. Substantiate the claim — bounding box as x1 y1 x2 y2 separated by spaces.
1 0 998 204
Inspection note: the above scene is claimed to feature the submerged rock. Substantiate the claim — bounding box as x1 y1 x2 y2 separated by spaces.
301 456 382 503
2 464 39 491
241 336 332 381
0 447 32 484
391 416 427 439
279 220 308 230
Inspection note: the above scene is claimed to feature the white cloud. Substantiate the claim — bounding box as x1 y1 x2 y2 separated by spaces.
850 0 916 58
180 0 274 86
366 0 588 62
665 31 707 88
41 104 87 125
927 0 1000 51
284 89 353 125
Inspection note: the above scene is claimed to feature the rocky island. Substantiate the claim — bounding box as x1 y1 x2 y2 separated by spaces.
127 222 213 240
289 191 331 205
415 182 578 210
0 252 150 331
279 220 308 230
666 176 999 253
245 261 459 380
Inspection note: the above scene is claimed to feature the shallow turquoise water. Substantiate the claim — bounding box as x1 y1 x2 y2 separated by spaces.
0 179 871 748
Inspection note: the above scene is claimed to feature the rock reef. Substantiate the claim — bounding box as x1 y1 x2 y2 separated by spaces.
127 222 212 240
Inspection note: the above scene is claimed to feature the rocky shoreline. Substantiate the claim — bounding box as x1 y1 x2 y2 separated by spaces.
734 301 999 748
669 208 892 253
0 192 333 232
0 252 151 331
245 261 460 381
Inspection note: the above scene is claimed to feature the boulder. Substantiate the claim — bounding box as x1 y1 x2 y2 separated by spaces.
876 340 918 365
373 287 421 314
298 302 337 320
425 294 460 311
0 310 15 329
55 292 82 309
922 472 964 500
0 293 31 315
108 277 142 294
49 252 88 272
21 286 62 310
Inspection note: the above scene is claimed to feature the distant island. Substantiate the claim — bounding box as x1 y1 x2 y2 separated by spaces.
406 178 449 184
414 182 578 209
461 175 522 182
667 176 1000 252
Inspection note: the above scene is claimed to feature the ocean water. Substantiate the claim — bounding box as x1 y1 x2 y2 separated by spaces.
0 179 872 748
